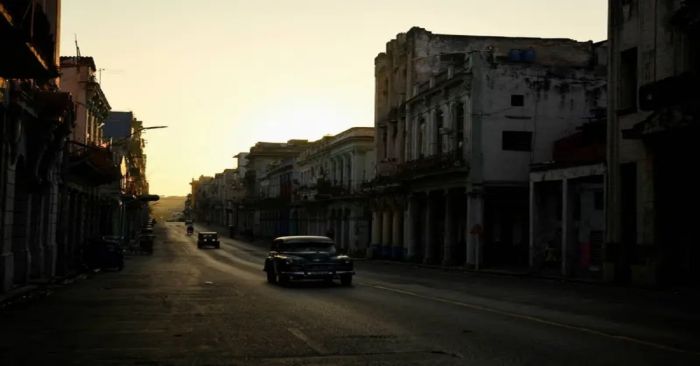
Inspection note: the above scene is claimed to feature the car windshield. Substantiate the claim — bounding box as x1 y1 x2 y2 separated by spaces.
279 242 335 253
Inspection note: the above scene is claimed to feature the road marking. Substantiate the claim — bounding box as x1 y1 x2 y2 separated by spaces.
368 284 700 356
288 327 329 355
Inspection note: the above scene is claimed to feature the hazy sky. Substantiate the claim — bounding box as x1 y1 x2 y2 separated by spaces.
60 0 607 196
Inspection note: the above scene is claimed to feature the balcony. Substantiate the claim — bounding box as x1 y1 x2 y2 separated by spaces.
0 1 59 78
397 149 467 179
66 142 121 186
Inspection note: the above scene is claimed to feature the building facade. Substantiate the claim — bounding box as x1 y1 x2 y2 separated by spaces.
606 0 699 286
1 0 77 291
292 127 375 255
369 27 607 268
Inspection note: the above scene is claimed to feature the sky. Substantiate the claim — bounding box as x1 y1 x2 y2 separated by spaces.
60 0 607 196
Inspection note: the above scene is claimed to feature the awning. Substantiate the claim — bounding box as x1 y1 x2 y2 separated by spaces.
622 103 698 139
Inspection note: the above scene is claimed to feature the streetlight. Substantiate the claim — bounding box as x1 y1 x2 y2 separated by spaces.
109 125 168 145
129 125 168 137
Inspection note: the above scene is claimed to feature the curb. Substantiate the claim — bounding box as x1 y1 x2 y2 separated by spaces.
358 258 616 286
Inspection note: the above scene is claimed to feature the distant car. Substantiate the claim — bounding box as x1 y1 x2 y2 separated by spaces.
264 236 354 286
197 232 220 249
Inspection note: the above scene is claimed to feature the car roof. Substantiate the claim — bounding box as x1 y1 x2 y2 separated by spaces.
273 236 334 243
199 232 218 235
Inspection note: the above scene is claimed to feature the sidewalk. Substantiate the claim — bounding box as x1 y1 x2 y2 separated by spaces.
0 272 90 310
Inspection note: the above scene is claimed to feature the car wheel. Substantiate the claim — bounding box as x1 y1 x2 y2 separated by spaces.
340 274 353 286
277 273 290 286
215 243 220 249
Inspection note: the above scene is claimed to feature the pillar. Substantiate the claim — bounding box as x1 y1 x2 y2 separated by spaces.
392 208 402 259
442 191 455 266
466 191 484 268
29 193 46 279
561 179 571 276
424 195 435 264
529 180 536 269
0 151 15 292
370 210 381 257
382 210 392 257
404 196 416 260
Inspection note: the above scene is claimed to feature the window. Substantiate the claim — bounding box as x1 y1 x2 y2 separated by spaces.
619 47 638 112
511 94 524 107
502 131 532 151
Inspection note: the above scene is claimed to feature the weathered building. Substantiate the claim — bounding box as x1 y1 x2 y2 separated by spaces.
104 111 151 241
242 140 310 238
292 127 375 255
606 0 699 286
190 175 213 224
1 0 77 291
56 56 121 276
369 27 607 268
529 116 607 279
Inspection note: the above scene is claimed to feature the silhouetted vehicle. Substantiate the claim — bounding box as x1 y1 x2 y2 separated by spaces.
264 236 354 286
83 236 124 271
197 232 220 249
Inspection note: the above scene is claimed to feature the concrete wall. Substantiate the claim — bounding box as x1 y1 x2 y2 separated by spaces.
476 60 607 183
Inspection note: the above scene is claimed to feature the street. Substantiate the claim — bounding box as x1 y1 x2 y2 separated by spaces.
1 223 699 366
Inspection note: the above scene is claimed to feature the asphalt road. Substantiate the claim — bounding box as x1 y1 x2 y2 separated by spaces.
1 222 698 365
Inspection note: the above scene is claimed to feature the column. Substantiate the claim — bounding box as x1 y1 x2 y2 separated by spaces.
529 180 536 269
442 191 455 266
466 191 484 268
351 151 362 191
0 152 15 292
561 179 570 276
423 195 435 264
347 208 357 253
382 210 392 258
404 196 416 260
12 192 32 285
371 210 381 258
29 193 46 279
392 208 402 259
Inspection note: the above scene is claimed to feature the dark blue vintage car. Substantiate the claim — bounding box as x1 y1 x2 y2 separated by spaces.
264 236 354 286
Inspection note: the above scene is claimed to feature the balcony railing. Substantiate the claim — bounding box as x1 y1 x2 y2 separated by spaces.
397 149 467 178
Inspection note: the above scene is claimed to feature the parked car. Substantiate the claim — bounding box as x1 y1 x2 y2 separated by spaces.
264 236 354 286
83 236 124 271
197 232 220 249
138 232 154 254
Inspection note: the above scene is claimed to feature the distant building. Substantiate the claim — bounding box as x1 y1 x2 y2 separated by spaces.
293 127 375 255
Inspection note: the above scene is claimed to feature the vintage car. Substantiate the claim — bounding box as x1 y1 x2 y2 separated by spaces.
197 232 220 249
263 236 354 286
